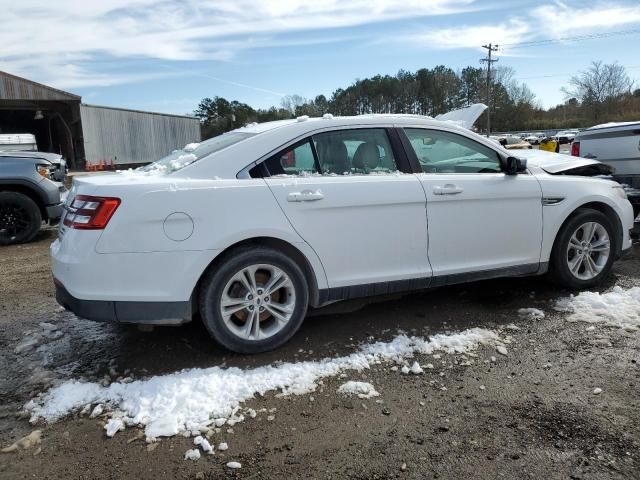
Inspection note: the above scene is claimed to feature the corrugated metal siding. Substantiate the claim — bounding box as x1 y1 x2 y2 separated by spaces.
80 104 201 165
0 71 80 101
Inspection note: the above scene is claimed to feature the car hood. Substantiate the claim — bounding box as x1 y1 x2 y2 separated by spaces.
511 149 614 175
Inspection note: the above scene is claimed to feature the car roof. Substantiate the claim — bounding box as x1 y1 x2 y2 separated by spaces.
233 114 452 135
176 113 509 179
0 151 62 161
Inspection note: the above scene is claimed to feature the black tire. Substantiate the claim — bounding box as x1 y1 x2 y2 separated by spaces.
199 247 309 354
550 208 617 289
0 192 42 246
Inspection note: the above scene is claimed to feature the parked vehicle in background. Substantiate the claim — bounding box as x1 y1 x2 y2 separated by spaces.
555 130 579 144
572 121 640 218
0 133 38 152
52 108 634 353
539 137 559 153
491 135 532 149
0 151 67 182
524 134 540 145
0 153 65 245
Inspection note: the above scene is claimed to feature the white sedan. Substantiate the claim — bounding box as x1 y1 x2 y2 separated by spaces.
52 111 635 353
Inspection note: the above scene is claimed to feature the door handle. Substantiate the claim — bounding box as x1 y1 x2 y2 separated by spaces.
583 153 598 159
433 184 463 195
287 190 324 202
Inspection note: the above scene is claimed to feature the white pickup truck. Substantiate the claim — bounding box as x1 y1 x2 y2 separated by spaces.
573 121 640 219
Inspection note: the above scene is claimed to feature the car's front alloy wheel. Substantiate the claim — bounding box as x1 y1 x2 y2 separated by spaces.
199 247 309 353
565 222 611 281
550 208 617 288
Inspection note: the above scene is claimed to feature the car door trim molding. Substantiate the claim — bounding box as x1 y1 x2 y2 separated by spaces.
317 262 546 304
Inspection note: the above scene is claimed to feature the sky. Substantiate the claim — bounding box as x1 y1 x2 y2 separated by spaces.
2 0 640 116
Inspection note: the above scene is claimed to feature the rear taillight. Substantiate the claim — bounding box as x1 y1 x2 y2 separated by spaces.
63 195 120 229
571 141 580 157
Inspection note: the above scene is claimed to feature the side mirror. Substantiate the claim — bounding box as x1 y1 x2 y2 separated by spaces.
505 156 527 175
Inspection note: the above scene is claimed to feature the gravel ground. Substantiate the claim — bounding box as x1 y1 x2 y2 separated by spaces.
0 230 638 479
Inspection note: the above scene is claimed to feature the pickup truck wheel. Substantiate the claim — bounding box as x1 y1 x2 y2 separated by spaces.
199 247 309 353
0 192 42 246
550 208 616 289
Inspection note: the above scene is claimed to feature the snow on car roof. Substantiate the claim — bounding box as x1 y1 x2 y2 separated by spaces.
232 114 453 136
233 104 487 136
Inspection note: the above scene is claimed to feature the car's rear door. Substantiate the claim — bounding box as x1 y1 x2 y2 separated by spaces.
261 127 431 291
400 127 543 279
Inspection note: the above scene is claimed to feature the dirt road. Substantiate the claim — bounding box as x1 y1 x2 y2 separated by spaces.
1 231 638 479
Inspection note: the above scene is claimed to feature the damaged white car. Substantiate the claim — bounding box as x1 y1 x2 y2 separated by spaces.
52 106 635 353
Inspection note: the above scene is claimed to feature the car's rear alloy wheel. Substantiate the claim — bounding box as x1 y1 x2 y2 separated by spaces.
199 247 309 353
0 192 42 246
220 264 296 341
565 222 611 281
550 208 616 288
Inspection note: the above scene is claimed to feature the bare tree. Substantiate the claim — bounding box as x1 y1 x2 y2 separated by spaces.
562 61 634 121
280 94 308 115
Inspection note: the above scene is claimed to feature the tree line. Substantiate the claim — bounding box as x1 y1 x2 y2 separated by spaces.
194 61 639 139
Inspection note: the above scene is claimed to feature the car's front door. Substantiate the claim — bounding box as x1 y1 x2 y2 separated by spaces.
401 127 543 278
261 127 431 290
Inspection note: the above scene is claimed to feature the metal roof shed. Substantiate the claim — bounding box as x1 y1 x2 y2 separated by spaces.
0 70 201 169
79 104 201 167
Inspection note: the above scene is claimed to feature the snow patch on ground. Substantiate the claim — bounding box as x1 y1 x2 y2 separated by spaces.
26 328 500 439
555 286 640 330
518 308 545 320
184 449 200 461
337 381 379 398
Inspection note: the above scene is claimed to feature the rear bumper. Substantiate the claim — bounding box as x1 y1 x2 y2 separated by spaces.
55 281 192 325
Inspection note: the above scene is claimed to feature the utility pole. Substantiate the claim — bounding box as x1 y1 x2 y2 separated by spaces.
480 43 499 136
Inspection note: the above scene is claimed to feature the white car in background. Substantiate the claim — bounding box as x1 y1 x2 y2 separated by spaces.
555 129 579 144
524 134 541 145
52 109 635 353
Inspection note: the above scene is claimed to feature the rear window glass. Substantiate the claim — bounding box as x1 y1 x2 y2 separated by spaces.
140 132 255 174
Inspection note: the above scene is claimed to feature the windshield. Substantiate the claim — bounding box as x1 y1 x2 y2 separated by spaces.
139 131 255 174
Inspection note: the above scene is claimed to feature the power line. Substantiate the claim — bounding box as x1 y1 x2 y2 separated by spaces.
501 28 640 48
480 43 499 136
516 65 640 81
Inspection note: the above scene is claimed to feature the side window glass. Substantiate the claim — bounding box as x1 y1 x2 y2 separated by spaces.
262 141 317 176
313 129 398 175
404 129 502 174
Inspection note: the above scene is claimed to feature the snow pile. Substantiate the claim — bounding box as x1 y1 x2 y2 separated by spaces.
26 328 500 439
518 308 545 320
104 418 123 437
555 286 640 330
184 449 200 461
337 381 379 398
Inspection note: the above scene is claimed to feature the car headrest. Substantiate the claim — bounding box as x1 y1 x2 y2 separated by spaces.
352 142 380 170
322 141 349 174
